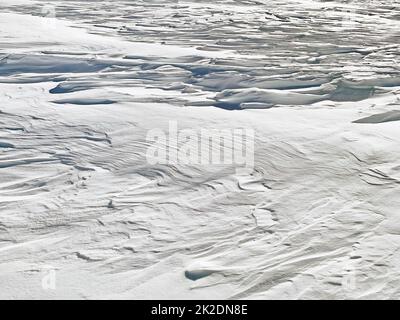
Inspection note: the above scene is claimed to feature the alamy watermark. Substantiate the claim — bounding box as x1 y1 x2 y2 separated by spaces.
146 121 255 170
41 4 57 29
41 266 57 291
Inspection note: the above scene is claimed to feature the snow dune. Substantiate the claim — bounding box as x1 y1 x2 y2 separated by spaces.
0 0 400 300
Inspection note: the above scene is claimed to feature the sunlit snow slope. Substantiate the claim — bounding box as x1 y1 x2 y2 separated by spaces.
1 0 400 299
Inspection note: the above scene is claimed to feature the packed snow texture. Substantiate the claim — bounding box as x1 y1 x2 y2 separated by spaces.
0 0 400 299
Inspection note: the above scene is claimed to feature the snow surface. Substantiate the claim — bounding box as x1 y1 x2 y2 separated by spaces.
0 0 400 299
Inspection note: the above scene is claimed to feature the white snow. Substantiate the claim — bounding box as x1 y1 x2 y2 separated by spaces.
1 0 400 300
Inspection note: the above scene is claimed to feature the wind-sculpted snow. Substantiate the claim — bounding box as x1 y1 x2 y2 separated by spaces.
0 0 400 299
